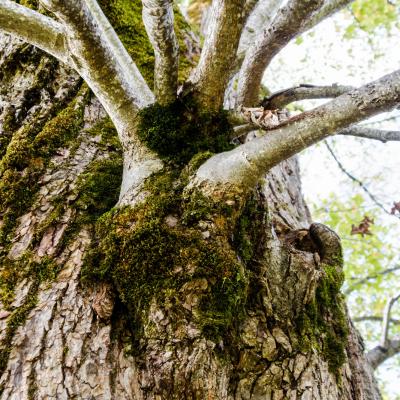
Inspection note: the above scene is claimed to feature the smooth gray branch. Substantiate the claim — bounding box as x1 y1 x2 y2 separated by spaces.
339 126 400 142
37 0 154 142
367 339 400 369
261 84 354 109
238 0 283 63
0 0 68 63
142 0 179 104
192 69 400 193
236 0 324 106
380 292 400 348
353 315 400 325
302 0 353 31
188 0 246 110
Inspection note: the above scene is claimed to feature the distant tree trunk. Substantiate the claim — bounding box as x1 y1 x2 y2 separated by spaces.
0 33 381 400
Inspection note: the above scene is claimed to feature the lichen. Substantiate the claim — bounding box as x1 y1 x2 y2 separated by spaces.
137 99 234 165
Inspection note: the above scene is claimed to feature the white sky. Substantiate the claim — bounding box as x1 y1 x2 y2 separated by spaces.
264 13 400 398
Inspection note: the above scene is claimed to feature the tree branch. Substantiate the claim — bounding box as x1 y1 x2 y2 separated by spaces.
367 339 400 369
339 126 400 142
345 266 400 295
236 0 324 107
0 0 68 63
380 292 400 348
261 84 354 109
353 315 400 325
142 0 179 104
37 0 154 143
366 292 400 369
238 0 283 63
188 0 246 110
324 142 395 217
301 0 353 32
191 69 400 193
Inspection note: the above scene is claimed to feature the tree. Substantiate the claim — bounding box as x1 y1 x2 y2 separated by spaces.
0 0 399 398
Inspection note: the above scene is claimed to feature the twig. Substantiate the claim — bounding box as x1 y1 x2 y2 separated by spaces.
325 141 396 217
380 291 400 348
345 265 400 294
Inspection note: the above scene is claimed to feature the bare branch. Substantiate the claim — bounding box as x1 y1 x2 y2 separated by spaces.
367 339 400 369
366 292 400 369
188 0 246 110
324 142 395 217
345 266 400 295
261 84 354 109
238 0 283 62
236 0 324 107
142 0 179 104
302 0 353 32
339 126 400 142
38 0 154 140
353 316 400 325
191 69 400 193
0 0 68 62
380 292 400 348
84 0 153 106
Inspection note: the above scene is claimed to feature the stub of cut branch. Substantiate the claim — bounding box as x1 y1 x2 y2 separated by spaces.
236 0 324 107
142 0 179 104
191 69 400 195
188 0 246 111
0 0 68 63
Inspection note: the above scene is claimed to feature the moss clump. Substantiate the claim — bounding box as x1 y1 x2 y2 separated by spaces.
137 100 234 165
82 167 247 344
296 262 348 376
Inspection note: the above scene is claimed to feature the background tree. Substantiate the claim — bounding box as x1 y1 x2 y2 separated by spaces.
0 0 400 399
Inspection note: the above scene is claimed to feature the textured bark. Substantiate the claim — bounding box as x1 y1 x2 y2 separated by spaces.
0 35 381 400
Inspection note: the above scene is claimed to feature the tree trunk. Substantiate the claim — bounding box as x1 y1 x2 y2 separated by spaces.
0 32 380 400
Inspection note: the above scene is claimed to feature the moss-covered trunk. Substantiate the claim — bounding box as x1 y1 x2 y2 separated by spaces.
0 13 380 400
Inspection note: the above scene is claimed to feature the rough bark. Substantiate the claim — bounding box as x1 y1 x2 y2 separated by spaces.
0 20 382 400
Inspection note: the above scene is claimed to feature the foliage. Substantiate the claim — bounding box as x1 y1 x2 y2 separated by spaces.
345 0 399 37
311 193 400 353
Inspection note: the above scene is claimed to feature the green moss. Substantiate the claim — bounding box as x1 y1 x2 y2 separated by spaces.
32 118 123 251
17 0 39 9
0 89 86 246
82 166 247 344
296 263 348 376
97 0 195 88
137 100 234 165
